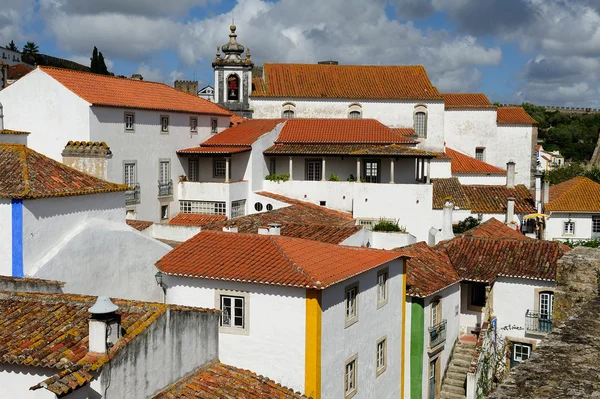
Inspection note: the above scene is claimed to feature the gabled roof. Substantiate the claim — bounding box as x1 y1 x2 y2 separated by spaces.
251 63 442 100
442 93 495 109
546 176 600 212
396 242 461 298
497 107 537 125
168 213 228 226
156 231 404 289
126 219 153 231
463 184 536 214
435 236 568 282
0 144 129 199
431 178 471 210
445 148 506 175
460 218 531 240
39 67 230 116
264 143 433 157
7 63 34 80
153 361 309 399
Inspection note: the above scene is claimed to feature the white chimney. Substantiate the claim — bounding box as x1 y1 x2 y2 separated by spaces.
506 197 515 225
534 172 543 213
437 199 455 243
543 175 550 206
268 223 281 236
258 226 269 235
88 296 121 353
222 226 238 233
506 160 516 189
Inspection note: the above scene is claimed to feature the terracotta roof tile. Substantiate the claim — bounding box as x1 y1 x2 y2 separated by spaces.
460 218 531 240
546 176 600 212
264 143 433 156
395 242 461 297
497 107 537 125
153 361 309 399
168 213 227 226
0 144 129 199
442 93 494 109
463 184 536 214
255 191 356 221
156 231 403 289
126 219 153 231
446 147 506 175
177 146 251 155
230 113 246 126
39 67 230 116
436 237 568 282
251 63 442 100
390 128 417 136
432 178 471 210
7 63 34 80
276 119 417 144
0 129 30 135
204 119 284 146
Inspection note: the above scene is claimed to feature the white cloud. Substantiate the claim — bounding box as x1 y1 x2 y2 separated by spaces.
135 63 165 82
0 0 36 45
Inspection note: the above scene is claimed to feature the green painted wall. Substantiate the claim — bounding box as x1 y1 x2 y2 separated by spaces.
410 299 425 399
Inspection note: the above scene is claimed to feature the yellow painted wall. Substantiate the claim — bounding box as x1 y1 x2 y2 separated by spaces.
305 289 322 399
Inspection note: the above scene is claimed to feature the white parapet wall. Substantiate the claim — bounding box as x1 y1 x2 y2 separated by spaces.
141 223 202 242
262 180 354 212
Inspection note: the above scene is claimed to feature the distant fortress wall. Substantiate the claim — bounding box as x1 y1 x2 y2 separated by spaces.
499 104 600 115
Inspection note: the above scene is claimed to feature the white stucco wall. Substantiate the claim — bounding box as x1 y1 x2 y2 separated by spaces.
165 277 307 392
141 223 202 242
320 259 404 399
444 109 497 164
495 125 533 187
491 277 555 340
0 69 91 160
460 282 484 332
546 212 599 241
456 174 507 186
0 199 12 276
263 180 354 211
0 364 57 399
430 160 452 179
252 98 446 151
368 231 416 249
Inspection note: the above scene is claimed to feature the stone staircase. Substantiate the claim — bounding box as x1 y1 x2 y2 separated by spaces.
440 340 476 399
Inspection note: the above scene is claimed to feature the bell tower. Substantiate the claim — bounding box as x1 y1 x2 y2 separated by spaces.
213 25 254 118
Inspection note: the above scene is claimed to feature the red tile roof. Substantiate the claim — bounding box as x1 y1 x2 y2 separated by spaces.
276 119 417 144
497 107 537 125
177 146 251 155
204 119 283 146
168 213 227 226
462 184 536 214
461 218 531 240
436 236 568 282
264 143 434 156
391 128 417 136
255 191 356 222
546 176 600 212
153 361 309 399
0 144 129 199
126 219 153 231
39 67 230 116
0 129 30 135
396 242 461 297
156 231 404 289
446 147 506 175
7 63 34 80
442 93 494 109
230 113 246 126
251 63 442 100
431 178 471 210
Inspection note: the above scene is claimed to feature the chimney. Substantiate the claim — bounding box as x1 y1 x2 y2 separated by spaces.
506 197 515 225
0 102 3 130
130 74 143 80
1 64 8 89
268 223 281 236
62 141 112 180
258 226 269 235
437 199 455 243
534 172 543 213
506 160 516 188
543 175 550 206
88 296 121 353
317 60 339 65
222 225 238 233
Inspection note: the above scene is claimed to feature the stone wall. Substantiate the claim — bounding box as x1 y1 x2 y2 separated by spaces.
174 80 198 96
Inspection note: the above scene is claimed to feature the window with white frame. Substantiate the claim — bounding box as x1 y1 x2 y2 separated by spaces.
190 117 198 133
160 204 169 220
124 112 135 131
349 110 361 119
364 160 380 183
563 221 575 235
513 343 531 362
376 338 386 376
188 159 198 182
475 148 485 162
344 355 358 398
124 162 136 186
377 269 388 308
345 283 358 327
180 200 226 215
213 159 227 178
159 161 170 184
431 299 441 325
539 291 554 320
211 118 218 134
231 199 246 218
348 103 362 119
414 106 427 138
220 295 245 329
160 115 169 133
282 102 296 118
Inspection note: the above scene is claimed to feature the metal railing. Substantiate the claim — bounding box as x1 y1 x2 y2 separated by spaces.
525 310 552 333
428 319 447 348
158 180 173 197
125 183 140 205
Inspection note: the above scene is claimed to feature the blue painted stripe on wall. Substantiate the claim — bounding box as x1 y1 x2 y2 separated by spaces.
11 199 23 277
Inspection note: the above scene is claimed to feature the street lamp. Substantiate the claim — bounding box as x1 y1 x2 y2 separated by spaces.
155 271 164 287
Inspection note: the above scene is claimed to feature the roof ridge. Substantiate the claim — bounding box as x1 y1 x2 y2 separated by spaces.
270 235 321 288
39 66 169 86
19 144 31 197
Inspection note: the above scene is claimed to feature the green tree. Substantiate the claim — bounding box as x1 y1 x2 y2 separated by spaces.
90 46 99 72
97 51 109 75
6 40 18 52
90 46 110 75
453 216 480 234
22 41 39 56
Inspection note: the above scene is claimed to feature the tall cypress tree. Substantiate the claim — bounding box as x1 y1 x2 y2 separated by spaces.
98 51 109 75
90 46 99 73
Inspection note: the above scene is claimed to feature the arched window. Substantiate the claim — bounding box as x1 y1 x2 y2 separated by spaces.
282 102 296 118
413 105 428 138
227 74 240 102
348 103 362 119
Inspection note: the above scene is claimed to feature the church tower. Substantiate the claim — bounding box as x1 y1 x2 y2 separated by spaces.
213 25 254 118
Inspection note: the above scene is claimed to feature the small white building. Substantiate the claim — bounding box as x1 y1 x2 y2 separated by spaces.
544 176 600 241
157 230 408 399
0 45 23 66
0 66 232 222
536 145 564 171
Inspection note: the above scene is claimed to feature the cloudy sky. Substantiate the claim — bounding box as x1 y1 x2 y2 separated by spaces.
3 0 600 106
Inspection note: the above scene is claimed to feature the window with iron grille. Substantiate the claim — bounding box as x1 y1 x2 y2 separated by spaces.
282 109 295 118
414 111 427 138
593 216 600 233
475 148 485 162
349 110 361 119
188 159 198 182
179 200 226 215
231 199 246 218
